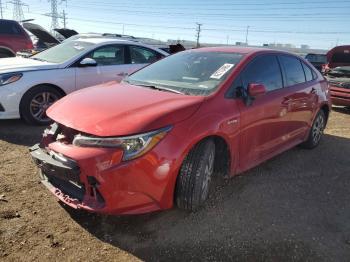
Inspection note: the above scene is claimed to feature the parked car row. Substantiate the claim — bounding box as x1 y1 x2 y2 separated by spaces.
323 45 350 108
0 37 168 124
305 45 350 108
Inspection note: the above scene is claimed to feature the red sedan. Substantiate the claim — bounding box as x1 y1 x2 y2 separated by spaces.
30 47 331 215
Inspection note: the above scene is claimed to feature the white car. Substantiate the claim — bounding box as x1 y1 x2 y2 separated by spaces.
0 38 168 125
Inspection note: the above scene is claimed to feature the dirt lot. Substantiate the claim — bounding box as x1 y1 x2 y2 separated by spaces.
1 108 350 262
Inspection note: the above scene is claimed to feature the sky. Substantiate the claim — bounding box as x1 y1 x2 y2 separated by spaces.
1 0 350 50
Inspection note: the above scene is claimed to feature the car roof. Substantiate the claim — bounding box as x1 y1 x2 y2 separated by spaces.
192 46 303 57
70 37 169 55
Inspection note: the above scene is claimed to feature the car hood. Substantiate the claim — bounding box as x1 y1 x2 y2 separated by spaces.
0 57 59 74
47 82 205 137
23 23 60 44
54 28 78 39
327 66 350 78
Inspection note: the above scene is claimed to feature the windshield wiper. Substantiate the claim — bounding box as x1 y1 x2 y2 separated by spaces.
29 57 47 62
134 83 185 95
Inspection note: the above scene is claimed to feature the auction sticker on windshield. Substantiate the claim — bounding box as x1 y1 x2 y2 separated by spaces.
210 63 234 79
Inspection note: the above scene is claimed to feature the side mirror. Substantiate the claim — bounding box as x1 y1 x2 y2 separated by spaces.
248 83 266 97
79 58 97 67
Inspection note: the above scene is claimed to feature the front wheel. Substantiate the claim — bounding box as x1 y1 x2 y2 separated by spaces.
20 85 63 125
175 139 215 211
300 110 326 149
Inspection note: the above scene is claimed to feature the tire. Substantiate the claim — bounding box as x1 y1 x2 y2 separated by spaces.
300 110 326 149
20 85 63 125
175 139 215 211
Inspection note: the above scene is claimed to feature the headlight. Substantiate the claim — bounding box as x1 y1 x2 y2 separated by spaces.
72 126 172 161
0 73 23 86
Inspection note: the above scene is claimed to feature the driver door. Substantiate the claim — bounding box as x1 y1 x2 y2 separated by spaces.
75 45 131 90
237 54 294 171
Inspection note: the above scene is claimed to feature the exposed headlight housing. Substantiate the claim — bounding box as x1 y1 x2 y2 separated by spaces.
0 73 23 86
72 126 172 161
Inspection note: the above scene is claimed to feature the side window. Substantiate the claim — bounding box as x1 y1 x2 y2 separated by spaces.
0 21 21 35
87 45 125 66
279 55 306 86
301 62 314 82
130 46 159 64
242 55 283 92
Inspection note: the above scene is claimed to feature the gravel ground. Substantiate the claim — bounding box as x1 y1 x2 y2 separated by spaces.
0 108 350 262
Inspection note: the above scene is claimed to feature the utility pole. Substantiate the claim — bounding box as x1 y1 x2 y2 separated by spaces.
62 9 66 28
0 0 4 19
195 23 202 48
245 25 250 46
8 0 27 21
46 0 66 32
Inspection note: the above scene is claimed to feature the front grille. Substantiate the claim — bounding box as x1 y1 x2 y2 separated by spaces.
42 123 80 145
56 124 79 144
47 174 86 202
329 81 350 89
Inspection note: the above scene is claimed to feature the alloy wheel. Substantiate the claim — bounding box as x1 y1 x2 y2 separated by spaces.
201 149 215 201
29 92 59 122
312 114 325 144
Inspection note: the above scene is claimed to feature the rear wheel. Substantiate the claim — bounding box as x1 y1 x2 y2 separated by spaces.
300 110 326 149
20 85 63 125
175 139 215 211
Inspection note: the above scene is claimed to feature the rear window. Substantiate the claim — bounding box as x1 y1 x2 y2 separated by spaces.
302 62 314 82
279 55 305 86
0 20 21 35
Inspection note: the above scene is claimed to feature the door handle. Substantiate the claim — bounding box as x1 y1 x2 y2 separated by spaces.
310 87 316 94
117 72 128 76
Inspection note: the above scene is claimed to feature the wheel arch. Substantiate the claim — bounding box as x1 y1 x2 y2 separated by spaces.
19 83 67 118
320 103 330 125
0 46 16 57
170 133 232 206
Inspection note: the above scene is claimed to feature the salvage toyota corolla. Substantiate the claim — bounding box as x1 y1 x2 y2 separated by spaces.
30 47 331 215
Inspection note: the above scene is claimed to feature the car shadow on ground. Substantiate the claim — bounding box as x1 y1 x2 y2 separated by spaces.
0 120 46 146
332 106 350 115
62 133 350 262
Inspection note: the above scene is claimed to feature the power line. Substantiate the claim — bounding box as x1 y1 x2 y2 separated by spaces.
26 11 350 36
61 4 350 18
81 0 350 6
59 1 350 11
0 0 3 19
62 9 66 28
245 26 250 45
8 0 27 21
46 0 66 31
196 23 202 48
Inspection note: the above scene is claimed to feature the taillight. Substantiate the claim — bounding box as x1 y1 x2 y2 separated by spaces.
26 40 34 50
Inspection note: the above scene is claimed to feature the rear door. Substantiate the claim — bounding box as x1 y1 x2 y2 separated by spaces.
75 44 131 89
237 54 294 171
127 45 164 72
278 55 318 142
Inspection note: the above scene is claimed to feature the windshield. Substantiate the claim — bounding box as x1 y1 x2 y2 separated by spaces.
305 54 327 63
126 51 243 96
31 41 94 63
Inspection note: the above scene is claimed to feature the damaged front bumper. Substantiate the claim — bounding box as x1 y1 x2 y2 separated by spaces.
30 144 105 210
29 123 176 215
